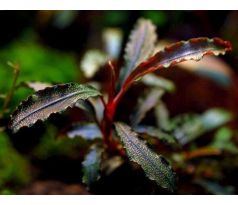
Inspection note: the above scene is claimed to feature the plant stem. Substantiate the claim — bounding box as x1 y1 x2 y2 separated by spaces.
108 61 116 102
2 62 20 115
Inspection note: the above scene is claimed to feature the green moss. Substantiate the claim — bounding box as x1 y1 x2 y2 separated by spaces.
0 132 30 190
0 40 79 110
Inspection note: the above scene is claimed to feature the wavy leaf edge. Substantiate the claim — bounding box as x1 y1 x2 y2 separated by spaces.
9 82 101 133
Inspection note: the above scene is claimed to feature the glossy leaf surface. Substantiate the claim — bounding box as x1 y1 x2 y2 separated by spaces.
123 37 232 89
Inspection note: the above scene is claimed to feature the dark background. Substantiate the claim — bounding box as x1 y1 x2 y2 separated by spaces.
0 11 238 195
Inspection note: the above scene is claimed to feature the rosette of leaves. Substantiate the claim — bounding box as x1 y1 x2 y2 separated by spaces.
9 18 232 192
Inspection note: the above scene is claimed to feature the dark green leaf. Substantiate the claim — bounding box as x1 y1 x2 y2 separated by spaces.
82 145 103 187
115 122 176 192
9 83 101 133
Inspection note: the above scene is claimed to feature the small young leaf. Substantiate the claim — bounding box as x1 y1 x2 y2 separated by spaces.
142 74 175 93
154 101 171 131
130 88 164 127
210 127 238 154
102 28 123 59
200 108 232 132
80 50 107 78
123 37 232 89
118 18 157 88
82 145 103 187
171 114 203 145
67 123 102 140
9 83 101 133
115 122 176 192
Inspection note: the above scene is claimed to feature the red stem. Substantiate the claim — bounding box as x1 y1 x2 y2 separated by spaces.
100 62 135 154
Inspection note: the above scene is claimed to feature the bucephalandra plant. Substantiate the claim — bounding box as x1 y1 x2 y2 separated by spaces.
9 18 232 192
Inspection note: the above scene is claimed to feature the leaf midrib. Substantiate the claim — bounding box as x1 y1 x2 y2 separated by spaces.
14 90 89 127
117 123 174 190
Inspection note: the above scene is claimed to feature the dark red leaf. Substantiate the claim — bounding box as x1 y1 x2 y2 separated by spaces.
123 37 232 91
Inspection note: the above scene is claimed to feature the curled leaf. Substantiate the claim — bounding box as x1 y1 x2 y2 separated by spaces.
118 18 157 88
124 37 232 89
115 122 176 192
9 83 101 133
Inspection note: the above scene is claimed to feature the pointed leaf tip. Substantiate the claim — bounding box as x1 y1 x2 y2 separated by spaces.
123 37 232 89
118 18 157 89
115 122 176 192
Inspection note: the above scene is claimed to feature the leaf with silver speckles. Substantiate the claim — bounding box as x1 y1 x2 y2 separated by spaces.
115 122 176 192
9 83 101 133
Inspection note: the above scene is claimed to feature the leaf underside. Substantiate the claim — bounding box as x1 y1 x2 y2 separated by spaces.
9 82 101 133
124 37 232 88
118 18 157 89
115 122 176 192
